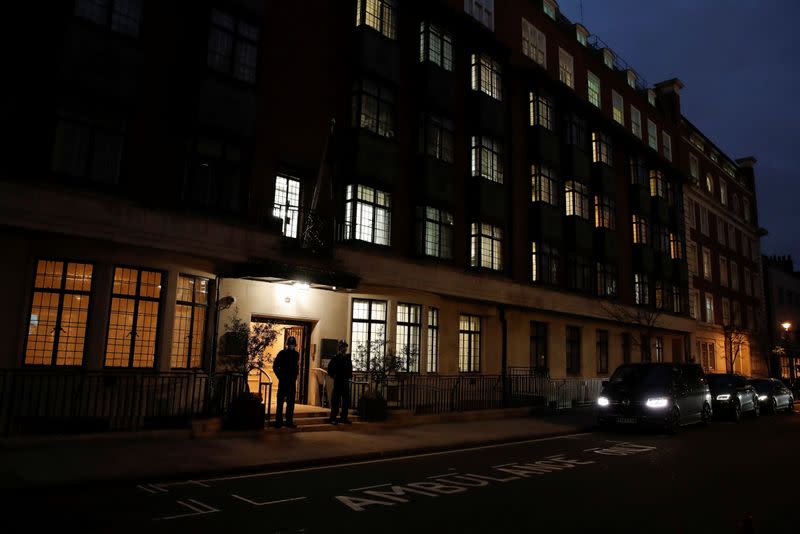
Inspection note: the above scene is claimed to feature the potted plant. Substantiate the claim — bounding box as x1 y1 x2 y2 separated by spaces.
352 338 409 422
218 309 278 429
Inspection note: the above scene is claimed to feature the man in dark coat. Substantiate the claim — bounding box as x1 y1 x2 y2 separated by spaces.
273 336 300 428
327 340 353 424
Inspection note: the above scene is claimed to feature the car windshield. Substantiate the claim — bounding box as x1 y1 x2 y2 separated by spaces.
749 380 772 393
707 375 733 388
609 365 673 387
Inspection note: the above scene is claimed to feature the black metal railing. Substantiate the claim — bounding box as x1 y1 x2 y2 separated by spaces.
257 369 274 425
0 370 247 435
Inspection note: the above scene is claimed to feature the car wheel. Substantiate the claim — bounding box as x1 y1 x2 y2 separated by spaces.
665 406 680 434
752 399 760 418
732 400 742 422
701 402 712 426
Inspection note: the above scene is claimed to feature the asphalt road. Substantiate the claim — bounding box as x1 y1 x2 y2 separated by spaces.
7 410 800 534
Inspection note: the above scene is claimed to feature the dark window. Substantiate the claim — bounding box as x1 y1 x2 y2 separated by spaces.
352 79 396 138
184 136 243 213
207 8 260 83
532 164 559 206
596 263 618 298
417 206 454 259
105 267 163 368
564 113 587 150
597 330 609 374
530 321 548 370
629 156 647 187
171 275 209 369
655 336 664 363
24 260 93 366
75 0 143 36
641 334 651 363
419 114 454 163
51 113 124 185
566 326 581 375
567 255 592 293
531 242 559 284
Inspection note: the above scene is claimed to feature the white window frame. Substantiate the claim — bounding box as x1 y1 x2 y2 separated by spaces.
344 184 392 245
630 106 641 138
612 91 624 125
558 48 574 89
587 71 601 108
647 119 657 150
521 18 546 67
543 0 557 20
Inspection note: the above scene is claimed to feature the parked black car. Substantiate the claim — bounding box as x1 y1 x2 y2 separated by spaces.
706 373 759 421
748 378 795 414
597 363 712 433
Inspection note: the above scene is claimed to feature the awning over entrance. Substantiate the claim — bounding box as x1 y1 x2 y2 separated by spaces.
230 257 360 290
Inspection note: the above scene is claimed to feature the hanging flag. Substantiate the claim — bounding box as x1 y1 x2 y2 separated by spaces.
303 119 336 251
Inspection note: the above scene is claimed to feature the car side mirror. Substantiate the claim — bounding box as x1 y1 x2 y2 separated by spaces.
602 380 609 388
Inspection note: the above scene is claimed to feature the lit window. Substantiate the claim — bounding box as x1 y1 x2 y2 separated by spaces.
419 114 454 163
705 173 714 194
543 0 557 20
720 180 728 206
630 106 641 138
171 275 208 369
558 48 574 89
592 132 612 165
105 267 163 368
612 91 624 125
273 174 301 238
603 49 614 69
471 53 502 100
464 0 494 30
470 223 503 270
344 185 392 245
627 70 636 89
417 206 454 260
419 22 454 71
521 18 546 67
632 214 648 244
532 242 559 284
576 25 588 46
352 79 395 138
663 132 672 161
459 315 481 372
647 89 656 106
704 295 714 324
669 233 684 260
649 170 665 198
594 194 615 229
655 337 664 362
647 119 657 150
427 308 439 373
587 71 601 108
25 260 93 366
529 91 553 130
396 303 421 372
689 154 699 182
702 248 712 281
471 135 503 183
75 0 143 36
700 340 715 370
564 180 590 219
634 273 649 305
356 0 396 39
351 299 387 371
208 8 260 83
531 164 559 206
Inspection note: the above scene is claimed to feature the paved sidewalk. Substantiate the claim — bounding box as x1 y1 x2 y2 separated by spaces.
0 409 596 490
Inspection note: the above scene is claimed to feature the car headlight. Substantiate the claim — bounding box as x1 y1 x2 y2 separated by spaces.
597 396 610 407
758 395 768 401
716 394 731 401
645 397 669 409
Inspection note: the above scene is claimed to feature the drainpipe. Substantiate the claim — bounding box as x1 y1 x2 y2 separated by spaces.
499 305 508 407
210 276 223 377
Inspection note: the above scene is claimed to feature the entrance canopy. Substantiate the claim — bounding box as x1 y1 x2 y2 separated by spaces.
231 258 359 290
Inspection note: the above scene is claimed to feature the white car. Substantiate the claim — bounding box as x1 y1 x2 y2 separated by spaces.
748 378 795 414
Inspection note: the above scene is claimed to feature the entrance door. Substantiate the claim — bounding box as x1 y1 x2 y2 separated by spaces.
285 326 308 404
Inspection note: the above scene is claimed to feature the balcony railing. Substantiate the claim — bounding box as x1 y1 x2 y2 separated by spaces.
272 205 336 255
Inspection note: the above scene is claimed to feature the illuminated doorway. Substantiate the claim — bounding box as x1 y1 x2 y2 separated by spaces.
248 318 311 405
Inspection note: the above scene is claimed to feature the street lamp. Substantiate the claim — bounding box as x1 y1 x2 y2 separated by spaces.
781 322 795 388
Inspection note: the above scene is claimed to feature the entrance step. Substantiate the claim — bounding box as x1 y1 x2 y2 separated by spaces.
289 421 364 433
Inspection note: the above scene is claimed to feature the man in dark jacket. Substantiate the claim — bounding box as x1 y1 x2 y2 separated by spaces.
273 336 300 428
327 340 353 424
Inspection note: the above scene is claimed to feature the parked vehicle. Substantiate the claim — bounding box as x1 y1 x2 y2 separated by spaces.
706 373 759 421
748 378 795 414
597 363 712 433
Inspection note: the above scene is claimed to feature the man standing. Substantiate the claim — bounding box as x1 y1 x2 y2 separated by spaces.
273 336 300 428
327 340 353 424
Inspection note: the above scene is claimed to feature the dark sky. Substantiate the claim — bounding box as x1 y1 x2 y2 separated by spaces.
558 0 800 260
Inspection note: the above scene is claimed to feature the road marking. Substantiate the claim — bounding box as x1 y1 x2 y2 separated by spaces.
138 483 167 494
155 499 219 521
427 473 460 479
492 463 518 468
188 432 593 484
232 494 307 507
349 483 392 492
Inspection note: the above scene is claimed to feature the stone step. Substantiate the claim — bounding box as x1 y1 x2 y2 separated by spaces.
288 421 363 433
